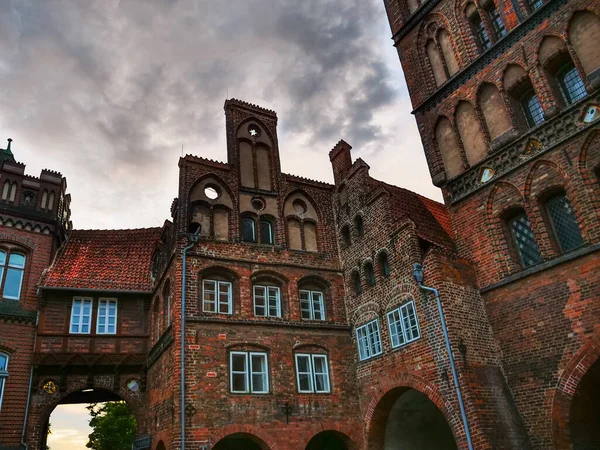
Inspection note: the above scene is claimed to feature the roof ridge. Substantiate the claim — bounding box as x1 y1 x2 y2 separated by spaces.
224 98 277 116
283 173 333 187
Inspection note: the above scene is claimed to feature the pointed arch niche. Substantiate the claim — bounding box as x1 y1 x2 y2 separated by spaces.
284 191 319 252
237 120 273 191
188 176 233 240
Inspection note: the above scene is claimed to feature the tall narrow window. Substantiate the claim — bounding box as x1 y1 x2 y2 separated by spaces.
253 285 281 317
471 12 492 51
0 353 7 413
260 218 274 245
521 89 544 128
556 63 586 105
486 3 506 38
295 354 331 393
378 253 391 278
70 297 93 334
1 181 9 201
97 298 118 334
0 251 25 300
241 217 257 242
365 262 375 287
545 194 584 252
387 301 421 348
341 225 351 246
202 279 232 314
299 289 325 321
507 212 542 267
356 319 383 361
354 215 364 236
352 271 362 295
230 351 269 394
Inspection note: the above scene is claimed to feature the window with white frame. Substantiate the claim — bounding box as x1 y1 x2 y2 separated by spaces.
0 353 8 413
0 250 26 300
387 301 421 348
299 290 325 320
229 351 269 394
253 285 281 317
356 319 383 361
202 279 232 314
97 298 118 334
70 297 93 334
295 353 331 393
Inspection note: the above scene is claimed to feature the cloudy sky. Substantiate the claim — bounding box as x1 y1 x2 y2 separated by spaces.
0 0 439 233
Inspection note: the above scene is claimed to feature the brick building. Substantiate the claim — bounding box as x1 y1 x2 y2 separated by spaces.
0 0 598 449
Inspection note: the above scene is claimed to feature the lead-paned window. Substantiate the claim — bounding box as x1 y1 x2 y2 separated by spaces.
242 217 257 242
472 13 492 50
0 353 7 413
0 251 26 300
260 219 274 245
253 285 281 317
96 298 118 334
545 194 584 253
356 319 382 361
299 290 325 321
487 4 506 38
202 280 232 314
508 212 542 267
295 353 331 393
557 63 586 105
229 351 269 394
70 297 93 334
529 0 543 11
521 90 544 127
387 301 421 348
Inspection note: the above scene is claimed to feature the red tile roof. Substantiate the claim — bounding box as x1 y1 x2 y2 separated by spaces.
42 227 162 292
381 182 454 249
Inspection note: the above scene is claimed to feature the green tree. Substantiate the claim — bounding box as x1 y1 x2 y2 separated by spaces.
86 401 136 450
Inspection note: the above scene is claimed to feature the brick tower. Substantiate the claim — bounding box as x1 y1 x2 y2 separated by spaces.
382 0 600 448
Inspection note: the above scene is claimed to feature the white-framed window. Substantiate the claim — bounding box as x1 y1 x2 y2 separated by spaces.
229 351 269 394
253 285 281 317
202 279 232 314
387 300 421 348
356 319 383 361
299 290 325 320
96 298 118 334
69 297 93 334
295 353 331 393
0 250 26 300
0 352 8 413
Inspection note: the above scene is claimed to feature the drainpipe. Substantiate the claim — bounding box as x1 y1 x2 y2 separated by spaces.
412 263 474 450
180 229 200 450
21 311 39 450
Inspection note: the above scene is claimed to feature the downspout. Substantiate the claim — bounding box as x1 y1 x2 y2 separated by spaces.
180 229 200 450
413 264 474 450
21 311 39 450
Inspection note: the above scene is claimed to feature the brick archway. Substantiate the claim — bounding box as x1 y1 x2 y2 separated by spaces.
298 422 362 450
210 425 276 450
363 372 464 450
552 338 600 450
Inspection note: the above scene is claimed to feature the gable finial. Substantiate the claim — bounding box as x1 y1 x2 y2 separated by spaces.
6 138 12 152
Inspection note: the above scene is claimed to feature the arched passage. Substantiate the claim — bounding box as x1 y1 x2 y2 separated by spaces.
305 430 351 450
213 432 269 450
156 441 167 450
368 387 458 450
570 357 600 449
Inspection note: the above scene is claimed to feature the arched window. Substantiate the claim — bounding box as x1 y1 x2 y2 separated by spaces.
466 3 491 51
287 218 302 250
539 36 586 107
41 190 48 209
252 276 283 318
0 352 8 413
0 249 26 300
378 252 391 278
435 117 464 178
229 348 269 394
364 262 375 287
1 181 9 201
341 225 351 246
569 11 600 79
505 209 542 268
163 280 171 327
527 0 544 13
241 216 257 243
299 278 327 321
152 296 160 342
483 0 506 39
285 193 319 252
259 217 275 245
9 183 17 203
351 271 362 295
47 191 55 210
354 215 364 237
543 193 584 253
504 65 543 129
478 83 512 141
295 350 331 393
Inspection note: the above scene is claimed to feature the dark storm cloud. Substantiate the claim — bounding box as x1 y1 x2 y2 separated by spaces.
0 0 434 229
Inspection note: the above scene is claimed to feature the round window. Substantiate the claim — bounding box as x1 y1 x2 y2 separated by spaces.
248 124 261 138
251 197 265 211
204 185 220 200
292 199 307 215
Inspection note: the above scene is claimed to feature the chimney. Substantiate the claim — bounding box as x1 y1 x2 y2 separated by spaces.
329 140 352 186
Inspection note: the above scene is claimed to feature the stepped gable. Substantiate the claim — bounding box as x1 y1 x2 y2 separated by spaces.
42 227 162 292
382 181 453 248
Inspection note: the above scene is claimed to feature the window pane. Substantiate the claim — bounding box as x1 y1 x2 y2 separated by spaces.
0 354 7 371
488 6 507 38
251 374 266 392
231 354 246 372
522 91 544 127
260 220 274 245
3 268 23 299
297 355 310 373
472 14 491 50
546 195 584 252
509 213 542 267
529 0 543 10
300 290 311 319
558 64 586 105
232 373 247 392
242 217 257 242
8 253 25 268
298 373 312 392
268 287 280 317
203 280 216 312
312 292 324 320
0 251 5 266
251 354 265 373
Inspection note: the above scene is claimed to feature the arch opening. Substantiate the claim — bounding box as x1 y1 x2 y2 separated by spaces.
570 357 600 449
213 432 269 450
306 430 351 450
368 387 458 450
